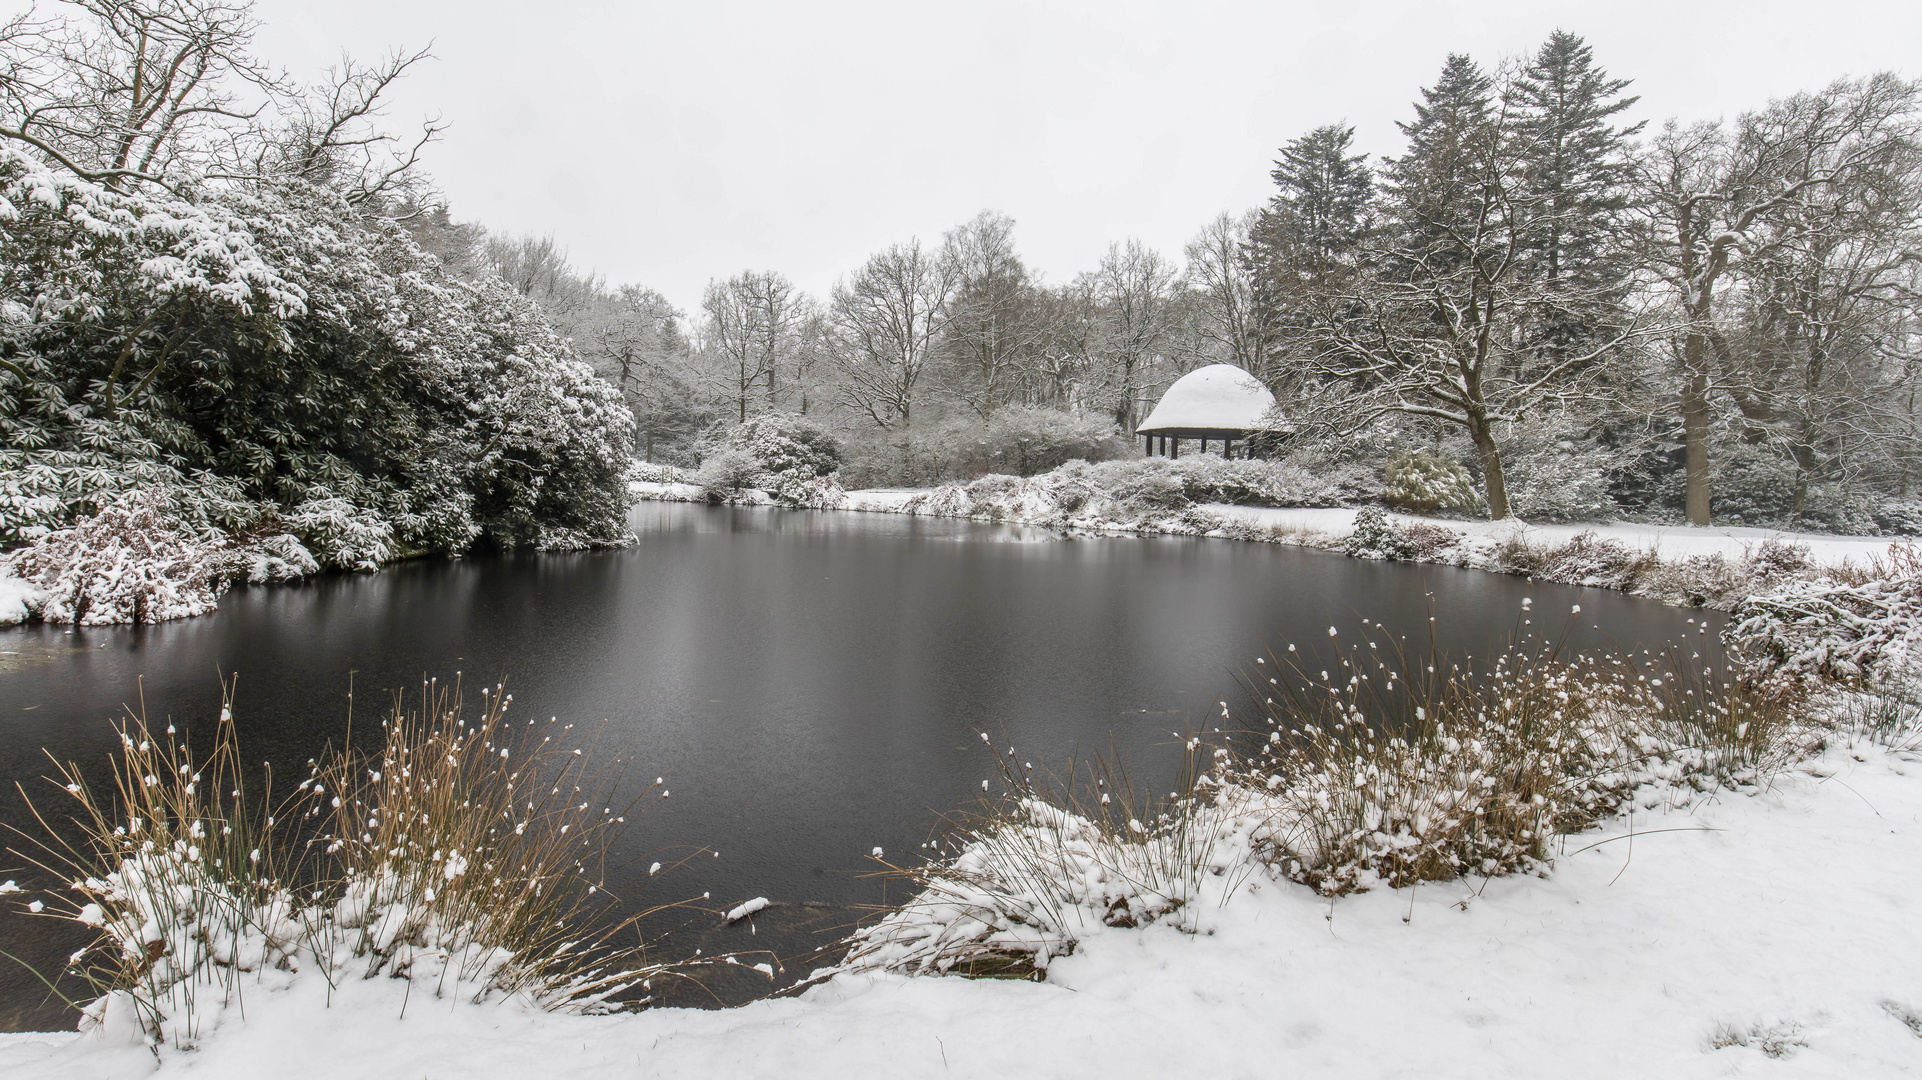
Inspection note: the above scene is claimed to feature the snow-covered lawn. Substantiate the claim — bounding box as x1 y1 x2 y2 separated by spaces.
7 738 1919 1078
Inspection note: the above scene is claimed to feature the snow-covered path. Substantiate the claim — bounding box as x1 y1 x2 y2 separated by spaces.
6 740 1920 1078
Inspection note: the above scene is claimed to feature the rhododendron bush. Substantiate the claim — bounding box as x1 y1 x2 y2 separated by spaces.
0 150 633 623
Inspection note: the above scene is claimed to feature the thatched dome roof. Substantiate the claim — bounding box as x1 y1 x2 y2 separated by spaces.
1136 364 1275 434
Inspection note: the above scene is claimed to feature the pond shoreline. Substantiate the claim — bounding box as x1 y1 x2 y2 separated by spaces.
632 479 1910 613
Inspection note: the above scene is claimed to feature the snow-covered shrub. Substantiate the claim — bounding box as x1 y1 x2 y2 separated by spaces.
1505 442 1614 523
0 152 635 623
1726 547 1922 688
206 533 320 586
902 483 974 518
695 413 841 506
0 572 40 625
1540 531 1652 590
1165 455 1351 508
1382 450 1481 516
1871 500 1922 537
693 449 764 502
628 460 687 484
1402 521 1466 562
3 490 226 625
1634 552 1755 609
1709 444 1798 526
1085 459 1190 514
282 495 396 572
1345 507 1415 561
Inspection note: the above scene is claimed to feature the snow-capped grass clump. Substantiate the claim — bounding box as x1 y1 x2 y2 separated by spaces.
11 683 702 1054
840 738 1267 979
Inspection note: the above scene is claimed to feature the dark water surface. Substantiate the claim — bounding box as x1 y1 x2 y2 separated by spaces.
0 503 1721 1026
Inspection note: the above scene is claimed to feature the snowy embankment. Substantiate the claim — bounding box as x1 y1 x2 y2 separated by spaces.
1204 504 1900 569
633 471 1913 610
6 738 1919 1078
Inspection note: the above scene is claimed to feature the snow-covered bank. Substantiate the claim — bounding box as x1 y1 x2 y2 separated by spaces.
633 468 1914 611
7 737 1919 1079
1205 504 1902 569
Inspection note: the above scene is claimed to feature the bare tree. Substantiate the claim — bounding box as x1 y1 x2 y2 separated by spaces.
1091 238 1176 432
829 239 952 429
1181 211 1266 376
0 0 284 189
1726 103 1922 521
1632 73 1922 524
938 210 1049 419
480 233 603 327
240 45 442 211
699 270 809 424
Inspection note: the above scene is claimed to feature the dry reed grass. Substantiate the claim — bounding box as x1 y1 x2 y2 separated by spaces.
8 678 720 1051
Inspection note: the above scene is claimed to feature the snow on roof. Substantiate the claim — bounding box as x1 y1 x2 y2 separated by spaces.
1136 364 1276 433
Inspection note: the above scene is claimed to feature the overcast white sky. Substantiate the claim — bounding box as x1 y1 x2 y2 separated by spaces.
243 0 1920 317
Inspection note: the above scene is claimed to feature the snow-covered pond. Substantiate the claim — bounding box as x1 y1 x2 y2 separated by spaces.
0 501 1719 1025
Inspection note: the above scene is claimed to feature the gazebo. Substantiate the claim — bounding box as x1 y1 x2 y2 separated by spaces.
1136 363 1276 458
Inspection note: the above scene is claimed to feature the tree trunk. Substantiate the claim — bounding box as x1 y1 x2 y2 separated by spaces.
1468 416 1511 520
1681 340 1711 526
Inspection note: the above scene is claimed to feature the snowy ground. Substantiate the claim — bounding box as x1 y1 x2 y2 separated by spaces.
5 738 1919 1078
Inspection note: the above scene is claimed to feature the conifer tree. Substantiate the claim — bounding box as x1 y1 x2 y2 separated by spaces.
1383 53 1496 264
1245 124 1372 376
1510 31 1641 349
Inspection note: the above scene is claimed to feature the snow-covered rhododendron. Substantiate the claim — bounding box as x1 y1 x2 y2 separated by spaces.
0 152 635 624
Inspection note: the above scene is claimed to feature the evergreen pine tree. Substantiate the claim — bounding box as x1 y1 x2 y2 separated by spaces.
1245 124 1373 380
1384 54 1497 262
1509 31 1642 338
